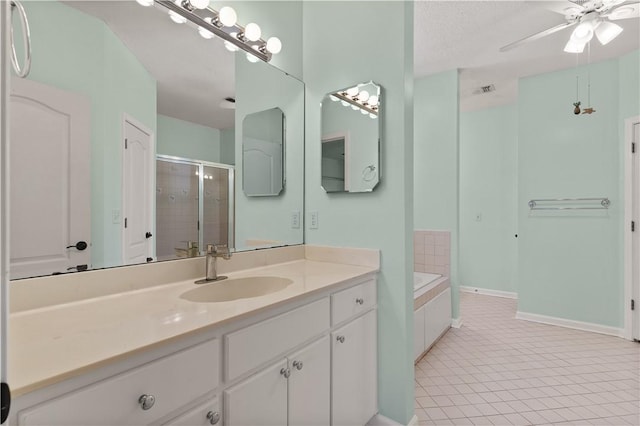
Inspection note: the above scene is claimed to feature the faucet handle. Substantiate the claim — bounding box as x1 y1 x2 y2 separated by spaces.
214 244 231 259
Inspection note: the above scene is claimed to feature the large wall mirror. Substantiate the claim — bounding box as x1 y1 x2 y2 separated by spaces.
8 0 304 280
321 81 381 193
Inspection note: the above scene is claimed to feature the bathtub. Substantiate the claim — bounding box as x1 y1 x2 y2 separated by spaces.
413 272 451 362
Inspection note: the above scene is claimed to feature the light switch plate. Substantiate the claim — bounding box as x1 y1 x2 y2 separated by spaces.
310 211 319 229
291 211 300 229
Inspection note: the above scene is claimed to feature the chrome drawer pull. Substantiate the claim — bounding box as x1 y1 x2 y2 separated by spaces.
280 367 291 378
336 335 345 343
355 298 364 305
292 360 303 370
138 394 155 410
206 411 221 425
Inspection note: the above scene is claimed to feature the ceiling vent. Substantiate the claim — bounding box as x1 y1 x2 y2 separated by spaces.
473 84 496 95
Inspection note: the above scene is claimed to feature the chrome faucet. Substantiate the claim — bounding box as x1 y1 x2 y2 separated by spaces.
195 244 231 284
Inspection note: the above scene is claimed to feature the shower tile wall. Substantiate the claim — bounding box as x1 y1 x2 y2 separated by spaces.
156 161 199 260
414 230 451 276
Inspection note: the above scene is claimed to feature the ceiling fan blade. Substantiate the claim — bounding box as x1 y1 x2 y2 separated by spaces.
598 0 629 13
605 2 640 19
499 21 577 52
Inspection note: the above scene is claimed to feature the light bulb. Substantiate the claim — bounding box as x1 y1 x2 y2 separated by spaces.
218 7 237 27
570 21 594 43
169 10 187 24
246 52 260 63
369 113 377 119
224 40 239 52
351 105 359 111
359 90 370 102
188 0 209 9
244 23 261 41
135 0 154 6
330 95 339 102
346 87 358 97
595 21 623 45
368 95 379 106
361 109 368 115
266 37 282 54
341 100 349 107
563 39 586 53
198 18 215 39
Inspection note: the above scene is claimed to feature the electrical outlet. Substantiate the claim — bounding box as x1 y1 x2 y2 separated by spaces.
310 211 319 229
475 213 482 222
291 211 300 229
112 209 121 224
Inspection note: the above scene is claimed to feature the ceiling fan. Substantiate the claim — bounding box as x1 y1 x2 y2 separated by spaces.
500 0 640 53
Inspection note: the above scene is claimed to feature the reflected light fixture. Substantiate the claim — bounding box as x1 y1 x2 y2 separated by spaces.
331 86 380 118
145 0 282 62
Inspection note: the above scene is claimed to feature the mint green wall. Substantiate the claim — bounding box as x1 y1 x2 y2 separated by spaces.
20 1 156 269
220 128 235 165
517 57 625 327
414 70 460 318
157 115 221 163
233 2 304 251
460 105 518 293
303 2 415 423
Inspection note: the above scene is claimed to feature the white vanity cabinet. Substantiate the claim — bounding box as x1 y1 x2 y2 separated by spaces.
224 336 330 426
18 340 220 426
330 279 378 426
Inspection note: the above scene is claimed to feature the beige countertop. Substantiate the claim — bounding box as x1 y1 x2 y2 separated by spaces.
9 259 377 396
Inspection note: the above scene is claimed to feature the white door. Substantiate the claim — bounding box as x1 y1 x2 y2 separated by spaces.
288 336 330 426
9 78 91 279
224 359 288 426
243 137 282 196
632 122 640 341
122 117 153 265
331 310 377 426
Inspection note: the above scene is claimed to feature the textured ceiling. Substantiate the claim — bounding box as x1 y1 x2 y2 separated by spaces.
414 1 640 112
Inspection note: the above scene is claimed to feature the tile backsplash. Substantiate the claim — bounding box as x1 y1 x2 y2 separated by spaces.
414 230 450 276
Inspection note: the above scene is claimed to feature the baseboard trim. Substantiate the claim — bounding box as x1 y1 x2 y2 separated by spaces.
367 413 414 426
460 286 517 299
515 311 624 338
451 317 463 328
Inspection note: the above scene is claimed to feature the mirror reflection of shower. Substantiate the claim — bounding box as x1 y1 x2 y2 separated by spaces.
156 156 234 261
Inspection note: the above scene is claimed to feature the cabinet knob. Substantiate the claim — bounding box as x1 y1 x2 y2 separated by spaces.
336 335 346 343
206 411 221 425
355 298 364 305
280 367 291 378
138 394 155 410
292 360 303 370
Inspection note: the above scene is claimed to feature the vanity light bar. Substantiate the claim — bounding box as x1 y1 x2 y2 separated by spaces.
154 0 275 63
332 92 379 116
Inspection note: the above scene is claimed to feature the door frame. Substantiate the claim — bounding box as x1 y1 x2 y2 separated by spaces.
121 113 155 265
321 131 350 191
623 115 640 341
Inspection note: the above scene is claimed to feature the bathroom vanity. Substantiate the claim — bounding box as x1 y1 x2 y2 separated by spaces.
7 247 379 426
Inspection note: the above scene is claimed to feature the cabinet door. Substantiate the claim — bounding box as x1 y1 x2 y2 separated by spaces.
414 305 426 361
288 336 330 426
331 310 377 426
223 359 288 426
164 397 220 426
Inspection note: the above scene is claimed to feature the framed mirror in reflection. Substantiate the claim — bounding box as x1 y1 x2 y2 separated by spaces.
321 81 381 193
8 0 304 280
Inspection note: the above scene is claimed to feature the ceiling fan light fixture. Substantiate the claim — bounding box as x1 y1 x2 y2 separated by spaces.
595 20 623 45
570 21 595 43
564 39 586 53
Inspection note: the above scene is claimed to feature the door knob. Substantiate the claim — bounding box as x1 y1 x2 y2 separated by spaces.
66 241 88 251
145 232 153 239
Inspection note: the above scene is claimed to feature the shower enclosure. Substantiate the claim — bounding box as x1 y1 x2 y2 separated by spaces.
156 155 234 261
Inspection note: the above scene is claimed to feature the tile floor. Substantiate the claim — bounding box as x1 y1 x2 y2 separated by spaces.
414 293 640 426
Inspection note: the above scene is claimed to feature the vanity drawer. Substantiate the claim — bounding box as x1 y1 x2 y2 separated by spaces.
19 339 220 426
225 298 329 382
331 279 376 325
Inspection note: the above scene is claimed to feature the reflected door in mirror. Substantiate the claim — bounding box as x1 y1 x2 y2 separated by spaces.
242 108 284 197
9 78 91 280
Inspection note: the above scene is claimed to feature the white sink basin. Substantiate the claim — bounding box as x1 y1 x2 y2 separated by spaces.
180 276 294 303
